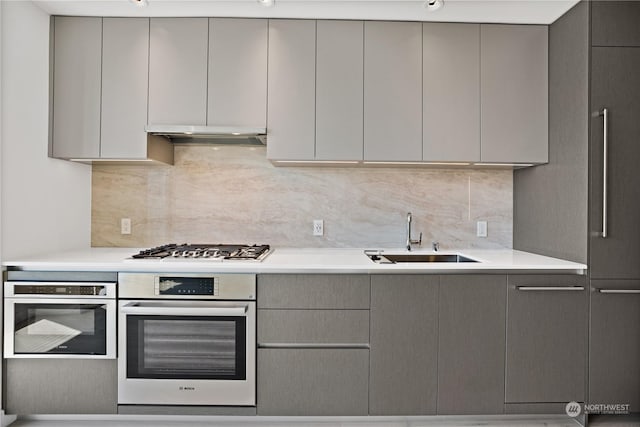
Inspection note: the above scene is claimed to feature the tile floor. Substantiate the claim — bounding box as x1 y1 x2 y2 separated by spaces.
5 415 586 427
5 413 640 427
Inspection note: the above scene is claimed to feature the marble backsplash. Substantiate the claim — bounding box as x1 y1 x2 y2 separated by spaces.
92 146 513 249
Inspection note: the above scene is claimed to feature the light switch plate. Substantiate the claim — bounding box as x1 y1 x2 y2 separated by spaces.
477 221 488 238
313 219 324 236
121 218 132 235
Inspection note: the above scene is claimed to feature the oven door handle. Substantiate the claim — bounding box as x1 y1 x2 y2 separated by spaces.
120 302 248 317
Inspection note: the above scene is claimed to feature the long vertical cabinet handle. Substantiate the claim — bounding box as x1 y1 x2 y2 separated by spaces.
601 108 609 238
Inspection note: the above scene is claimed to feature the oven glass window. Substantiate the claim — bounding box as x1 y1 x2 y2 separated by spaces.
126 315 246 380
13 303 107 355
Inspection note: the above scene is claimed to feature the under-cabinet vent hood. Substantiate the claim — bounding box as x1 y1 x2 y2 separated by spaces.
145 125 266 146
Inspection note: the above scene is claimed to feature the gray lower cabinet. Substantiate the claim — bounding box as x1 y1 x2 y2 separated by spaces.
369 275 438 415
5 359 117 414
257 348 369 415
505 275 588 404
437 275 506 414
364 21 423 161
148 18 208 126
589 280 640 412
256 274 370 416
257 274 369 309
51 16 102 159
480 24 548 164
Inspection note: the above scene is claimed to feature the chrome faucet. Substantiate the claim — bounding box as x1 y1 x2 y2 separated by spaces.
406 212 422 251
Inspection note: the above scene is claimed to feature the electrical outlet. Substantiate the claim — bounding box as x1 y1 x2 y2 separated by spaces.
313 219 324 236
476 220 488 238
121 218 132 235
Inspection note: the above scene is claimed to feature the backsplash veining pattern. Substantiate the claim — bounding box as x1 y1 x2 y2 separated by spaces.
92 146 512 249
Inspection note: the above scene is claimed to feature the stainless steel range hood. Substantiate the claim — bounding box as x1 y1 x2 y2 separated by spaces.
145 125 266 145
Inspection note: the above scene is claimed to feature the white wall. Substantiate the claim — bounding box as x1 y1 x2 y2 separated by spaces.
1 0 91 260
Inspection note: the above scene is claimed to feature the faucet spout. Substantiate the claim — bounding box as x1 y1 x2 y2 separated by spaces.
406 212 422 251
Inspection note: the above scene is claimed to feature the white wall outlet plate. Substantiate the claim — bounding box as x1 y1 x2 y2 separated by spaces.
121 218 132 235
313 219 324 236
476 220 488 238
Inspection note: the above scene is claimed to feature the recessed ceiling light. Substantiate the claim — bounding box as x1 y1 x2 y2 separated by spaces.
257 0 275 7
424 0 444 12
130 0 148 6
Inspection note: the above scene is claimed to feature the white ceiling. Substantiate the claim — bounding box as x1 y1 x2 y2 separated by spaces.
33 0 579 25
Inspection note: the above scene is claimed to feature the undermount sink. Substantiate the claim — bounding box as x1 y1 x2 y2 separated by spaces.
365 251 479 264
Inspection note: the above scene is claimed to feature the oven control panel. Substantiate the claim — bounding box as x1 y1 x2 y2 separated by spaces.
156 277 219 296
118 273 256 300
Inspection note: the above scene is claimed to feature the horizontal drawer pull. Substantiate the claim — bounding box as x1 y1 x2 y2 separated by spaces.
258 343 370 350
517 286 585 291
598 289 640 294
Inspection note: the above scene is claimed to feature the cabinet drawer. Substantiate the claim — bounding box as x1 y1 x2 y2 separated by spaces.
5 359 117 414
257 348 369 415
258 309 369 345
257 274 369 309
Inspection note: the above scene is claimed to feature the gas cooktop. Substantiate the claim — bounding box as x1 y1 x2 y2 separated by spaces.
131 243 271 261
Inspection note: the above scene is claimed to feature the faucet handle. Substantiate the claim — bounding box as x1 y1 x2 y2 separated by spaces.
410 232 423 246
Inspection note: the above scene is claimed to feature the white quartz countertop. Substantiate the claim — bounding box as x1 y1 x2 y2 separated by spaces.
2 247 587 274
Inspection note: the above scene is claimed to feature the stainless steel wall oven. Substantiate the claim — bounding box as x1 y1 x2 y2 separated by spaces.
3 271 117 359
117 273 256 407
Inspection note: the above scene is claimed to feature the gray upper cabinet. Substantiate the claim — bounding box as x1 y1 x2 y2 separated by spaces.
208 18 267 128
315 20 364 161
369 275 438 415
591 0 640 47
101 18 149 159
52 17 102 159
505 275 587 404
423 23 480 162
148 18 208 126
267 20 316 160
437 275 506 415
480 25 548 164
364 21 423 161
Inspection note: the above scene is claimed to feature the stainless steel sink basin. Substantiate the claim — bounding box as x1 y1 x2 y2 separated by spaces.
365 251 479 264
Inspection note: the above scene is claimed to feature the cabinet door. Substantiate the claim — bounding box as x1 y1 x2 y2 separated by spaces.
505 275 587 403
267 20 316 160
148 18 208 125
257 348 369 415
52 17 102 159
590 280 640 411
5 359 117 414
315 20 364 160
369 275 438 415
438 275 506 415
423 23 480 162
480 25 548 163
589 48 640 279
101 18 149 159
208 18 267 128
364 22 422 161
591 1 640 47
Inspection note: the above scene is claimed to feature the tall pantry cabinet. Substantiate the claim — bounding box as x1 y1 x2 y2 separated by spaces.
514 0 640 413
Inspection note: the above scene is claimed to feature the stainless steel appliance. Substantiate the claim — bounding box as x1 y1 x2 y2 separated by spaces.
118 272 256 407
130 243 270 261
4 279 116 359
